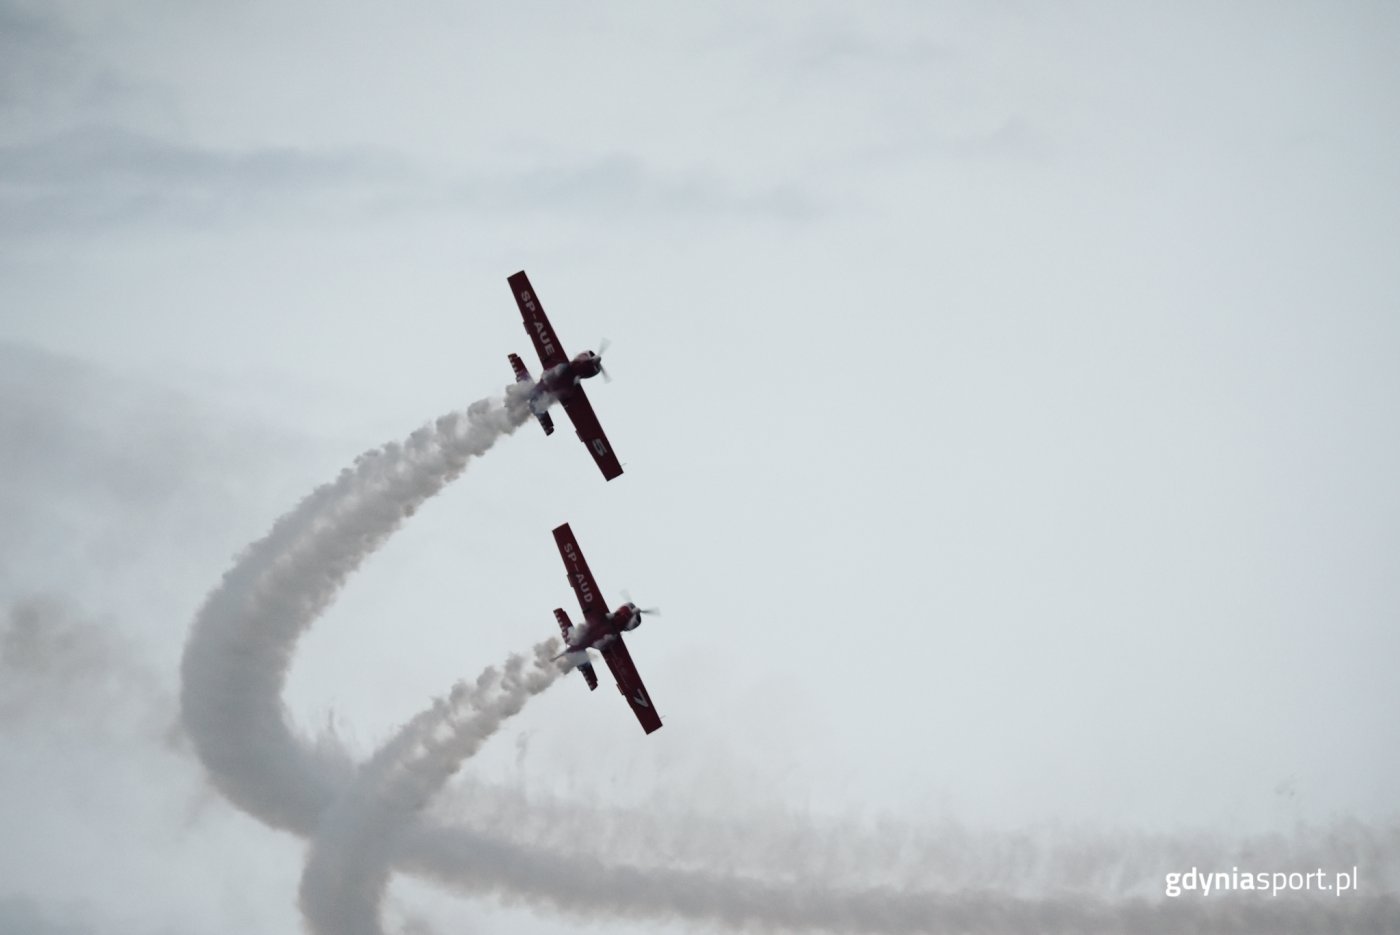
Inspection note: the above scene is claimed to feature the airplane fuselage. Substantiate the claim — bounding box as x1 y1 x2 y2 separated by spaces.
563 602 640 652
536 352 603 399
526 353 604 419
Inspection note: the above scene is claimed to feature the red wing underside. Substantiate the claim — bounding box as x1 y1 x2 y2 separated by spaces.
552 523 605 618
508 270 569 371
599 636 663 734
560 391 624 481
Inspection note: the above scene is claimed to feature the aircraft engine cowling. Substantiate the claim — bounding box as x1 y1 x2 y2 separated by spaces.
614 602 643 631
573 352 603 380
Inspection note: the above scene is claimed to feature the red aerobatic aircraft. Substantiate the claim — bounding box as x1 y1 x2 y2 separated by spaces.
550 522 663 734
507 270 623 481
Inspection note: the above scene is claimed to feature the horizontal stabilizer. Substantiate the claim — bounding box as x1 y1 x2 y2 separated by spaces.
578 661 598 691
553 608 572 640
509 353 554 434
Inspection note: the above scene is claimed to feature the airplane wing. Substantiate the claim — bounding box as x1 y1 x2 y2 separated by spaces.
553 523 606 617
599 636 663 734
560 390 624 481
508 270 569 371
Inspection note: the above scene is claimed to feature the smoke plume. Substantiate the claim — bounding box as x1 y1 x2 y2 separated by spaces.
179 386 1399 934
300 642 564 935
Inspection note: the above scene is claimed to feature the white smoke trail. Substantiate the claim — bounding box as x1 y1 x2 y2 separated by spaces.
429 783 1400 900
179 385 1400 934
300 643 564 935
399 818 1398 934
180 387 534 832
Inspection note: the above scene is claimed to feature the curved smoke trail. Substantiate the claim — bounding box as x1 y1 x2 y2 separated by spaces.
180 385 1400 934
300 643 565 935
181 389 532 831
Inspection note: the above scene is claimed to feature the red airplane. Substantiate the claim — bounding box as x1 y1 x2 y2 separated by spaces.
507 270 623 481
550 522 662 734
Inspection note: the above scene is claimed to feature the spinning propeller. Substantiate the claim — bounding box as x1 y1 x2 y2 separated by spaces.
622 589 661 619
595 337 612 383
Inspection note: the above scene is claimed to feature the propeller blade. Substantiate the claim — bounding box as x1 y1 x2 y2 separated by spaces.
596 338 612 382
620 591 660 617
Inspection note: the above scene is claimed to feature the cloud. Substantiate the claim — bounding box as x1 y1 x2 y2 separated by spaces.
0 125 819 238
0 1 172 143
468 153 820 220
0 2 77 110
0 595 165 731
0 341 317 596
0 126 412 236
0 897 91 935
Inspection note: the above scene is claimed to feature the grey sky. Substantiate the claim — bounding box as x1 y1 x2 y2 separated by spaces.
3 2 1398 933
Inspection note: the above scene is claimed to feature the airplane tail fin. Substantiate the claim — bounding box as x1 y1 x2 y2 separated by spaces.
553 608 597 691
508 353 554 435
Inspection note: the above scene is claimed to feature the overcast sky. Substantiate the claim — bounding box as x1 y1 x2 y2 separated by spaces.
3 2 1399 933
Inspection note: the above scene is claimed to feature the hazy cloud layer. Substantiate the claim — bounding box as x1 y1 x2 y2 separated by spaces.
0 127 410 235
0 127 817 237
0 897 91 935
0 595 167 734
